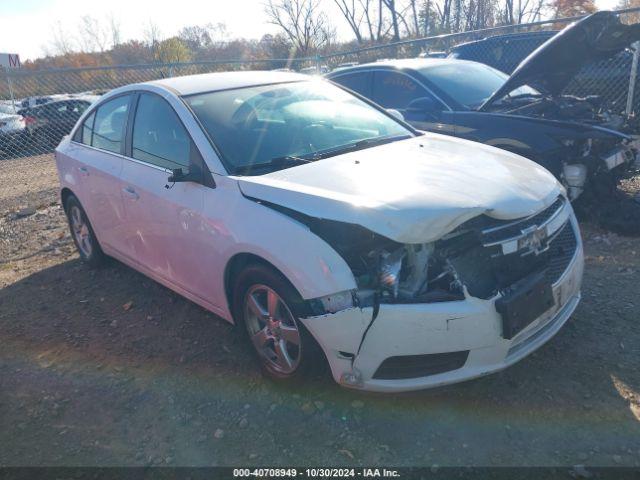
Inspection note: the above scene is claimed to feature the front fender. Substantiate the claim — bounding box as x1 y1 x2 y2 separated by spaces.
211 178 357 319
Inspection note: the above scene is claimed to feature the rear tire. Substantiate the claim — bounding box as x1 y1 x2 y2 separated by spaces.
232 264 327 383
64 195 106 267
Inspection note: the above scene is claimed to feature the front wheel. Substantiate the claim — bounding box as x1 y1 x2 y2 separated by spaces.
232 264 326 382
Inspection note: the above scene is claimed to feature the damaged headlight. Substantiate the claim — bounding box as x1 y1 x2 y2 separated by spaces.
318 290 354 313
375 243 462 303
379 248 405 298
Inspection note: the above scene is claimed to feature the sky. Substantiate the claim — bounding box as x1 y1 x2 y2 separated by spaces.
0 0 623 61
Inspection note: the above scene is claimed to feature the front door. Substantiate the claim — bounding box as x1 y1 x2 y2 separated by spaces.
119 92 216 304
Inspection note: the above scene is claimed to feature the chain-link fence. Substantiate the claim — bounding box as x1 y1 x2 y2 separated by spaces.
1 8 639 161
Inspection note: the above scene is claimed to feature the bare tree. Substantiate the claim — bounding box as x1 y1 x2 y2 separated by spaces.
78 16 110 52
50 21 76 55
107 13 122 47
143 20 163 62
144 20 163 47
333 0 365 43
265 0 334 54
381 0 401 39
179 23 228 50
408 0 421 35
358 0 388 42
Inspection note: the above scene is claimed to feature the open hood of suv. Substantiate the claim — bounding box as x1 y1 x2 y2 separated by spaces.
480 11 640 110
235 135 562 244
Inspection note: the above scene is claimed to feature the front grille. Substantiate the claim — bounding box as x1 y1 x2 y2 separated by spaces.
545 221 578 284
480 197 565 245
372 351 469 380
445 220 578 299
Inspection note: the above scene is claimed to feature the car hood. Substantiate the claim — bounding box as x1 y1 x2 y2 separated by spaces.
480 11 640 110
234 135 563 244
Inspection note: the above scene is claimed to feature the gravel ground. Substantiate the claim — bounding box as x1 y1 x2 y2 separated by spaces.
0 154 639 468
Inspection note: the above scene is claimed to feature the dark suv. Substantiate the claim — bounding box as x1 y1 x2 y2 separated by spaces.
449 30 556 74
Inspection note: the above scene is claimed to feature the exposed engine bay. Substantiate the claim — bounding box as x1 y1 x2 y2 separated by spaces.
267 197 578 313
491 93 638 133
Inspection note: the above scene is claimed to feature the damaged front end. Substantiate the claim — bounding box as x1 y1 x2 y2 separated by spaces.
306 196 575 310
293 196 581 390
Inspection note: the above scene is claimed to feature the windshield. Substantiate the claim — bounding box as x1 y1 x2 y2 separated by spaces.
420 62 539 108
184 80 412 175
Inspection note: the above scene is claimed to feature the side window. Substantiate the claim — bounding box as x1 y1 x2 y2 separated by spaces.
92 95 130 154
332 72 372 98
80 112 96 144
372 71 432 109
131 93 191 171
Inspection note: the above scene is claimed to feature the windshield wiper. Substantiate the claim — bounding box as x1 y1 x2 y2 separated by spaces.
310 134 412 160
233 155 315 175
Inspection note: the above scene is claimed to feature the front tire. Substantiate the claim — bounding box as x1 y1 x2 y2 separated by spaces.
232 264 326 382
64 195 105 267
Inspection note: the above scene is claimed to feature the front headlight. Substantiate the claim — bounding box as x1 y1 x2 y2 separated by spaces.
379 248 404 298
317 291 355 313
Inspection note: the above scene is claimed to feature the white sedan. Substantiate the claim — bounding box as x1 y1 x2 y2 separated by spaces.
55 71 583 392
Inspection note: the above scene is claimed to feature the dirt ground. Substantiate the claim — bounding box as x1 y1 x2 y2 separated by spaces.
0 154 639 468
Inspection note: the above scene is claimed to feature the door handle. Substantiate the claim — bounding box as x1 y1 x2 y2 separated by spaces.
122 186 140 200
78 166 89 176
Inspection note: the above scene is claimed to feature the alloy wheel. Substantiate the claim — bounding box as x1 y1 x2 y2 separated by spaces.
243 284 302 374
69 205 93 257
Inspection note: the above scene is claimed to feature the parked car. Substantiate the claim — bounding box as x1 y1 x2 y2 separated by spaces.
19 95 55 109
449 28 636 110
418 51 448 59
0 102 18 115
19 97 98 150
449 30 557 74
327 12 640 209
56 71 583 392
0 112 26 157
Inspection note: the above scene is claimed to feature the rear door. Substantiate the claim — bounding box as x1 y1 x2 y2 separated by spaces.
119 91 215 301
70 94 132 253
329 71 373 98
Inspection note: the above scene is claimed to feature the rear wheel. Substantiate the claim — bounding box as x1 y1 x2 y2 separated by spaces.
64 195 105 267
232 264 326 382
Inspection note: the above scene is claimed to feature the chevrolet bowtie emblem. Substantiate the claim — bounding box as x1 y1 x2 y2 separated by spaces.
519 225 549 256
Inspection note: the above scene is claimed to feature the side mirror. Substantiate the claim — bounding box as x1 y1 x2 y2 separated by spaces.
167 167 200 184
386 108 405 122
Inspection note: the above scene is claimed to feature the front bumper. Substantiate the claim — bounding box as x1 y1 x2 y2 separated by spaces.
301 217 584 393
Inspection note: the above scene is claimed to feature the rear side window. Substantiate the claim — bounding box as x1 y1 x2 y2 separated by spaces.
80 112 96 144
372 71 430 109
331 72 372 98
91 95 130 154
131 93 191 170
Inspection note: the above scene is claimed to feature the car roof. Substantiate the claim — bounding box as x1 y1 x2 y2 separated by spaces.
146 70 311 96
327 57 479 76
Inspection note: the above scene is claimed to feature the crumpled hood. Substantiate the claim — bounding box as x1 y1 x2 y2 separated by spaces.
481 11 640 109
235 134 562 243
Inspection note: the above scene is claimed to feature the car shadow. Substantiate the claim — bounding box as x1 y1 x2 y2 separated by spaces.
0 256 638 466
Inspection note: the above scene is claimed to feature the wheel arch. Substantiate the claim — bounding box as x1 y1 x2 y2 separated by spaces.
60 187 75 210
224 252 300 321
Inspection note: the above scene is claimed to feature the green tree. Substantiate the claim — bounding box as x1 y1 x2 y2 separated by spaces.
155 37 193 64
